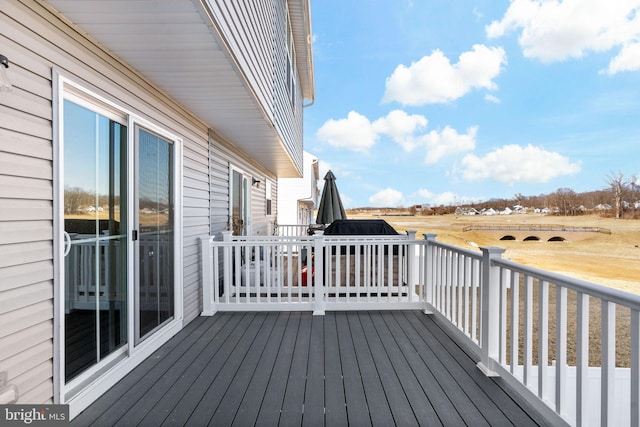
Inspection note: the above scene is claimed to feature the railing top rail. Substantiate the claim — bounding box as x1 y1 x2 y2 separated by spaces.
494 257 640 309
428 239 483 260
206 233 416 246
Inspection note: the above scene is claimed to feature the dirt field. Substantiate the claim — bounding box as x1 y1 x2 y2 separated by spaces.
348 212 640 366
349 212 640 295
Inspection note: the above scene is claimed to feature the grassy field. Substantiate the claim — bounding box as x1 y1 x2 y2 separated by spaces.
348 211 640 295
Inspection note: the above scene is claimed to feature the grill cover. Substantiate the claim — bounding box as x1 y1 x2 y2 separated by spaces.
323 219 399 235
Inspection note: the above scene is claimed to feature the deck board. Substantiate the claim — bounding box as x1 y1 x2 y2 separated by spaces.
72 311 554 427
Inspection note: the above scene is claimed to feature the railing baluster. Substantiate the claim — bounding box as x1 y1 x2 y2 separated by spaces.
471 257 478 343
510 271 519 376
601 300 616 427
499 267 508 365
555 285 567 417
524 275 533 387
576 291 589 426
539 280 549 401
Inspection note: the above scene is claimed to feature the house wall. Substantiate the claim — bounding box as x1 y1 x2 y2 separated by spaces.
208 130 278 237
0 0 281 405
277 151 318 226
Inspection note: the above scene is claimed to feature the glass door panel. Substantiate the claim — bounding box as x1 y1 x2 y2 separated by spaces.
231 170 248 235
135 127 174 343
63 100 128 382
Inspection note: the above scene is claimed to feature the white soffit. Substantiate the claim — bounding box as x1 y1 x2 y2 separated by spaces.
48 0 296 175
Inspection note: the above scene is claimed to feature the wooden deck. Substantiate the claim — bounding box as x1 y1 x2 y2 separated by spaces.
71 311 553 426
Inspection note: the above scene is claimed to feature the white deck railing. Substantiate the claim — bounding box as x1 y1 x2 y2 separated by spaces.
200 231 640 427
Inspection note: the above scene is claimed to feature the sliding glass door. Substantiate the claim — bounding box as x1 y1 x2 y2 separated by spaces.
61 94 177 386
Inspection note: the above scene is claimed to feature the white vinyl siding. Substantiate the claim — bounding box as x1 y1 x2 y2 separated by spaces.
206 0 275 122
273 0 304 170
1 0 207 404
206 0 304 175
2 0 303 410
208 131 278 237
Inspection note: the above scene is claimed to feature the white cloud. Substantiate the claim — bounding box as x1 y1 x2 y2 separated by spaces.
372 110 428 151
420 126 478 164
369 188 405 207
606 42 640 74
460 144 582 184
485 94 501 103
487 0 640 73
316 111 377 153
382 44 507 105
318 110 474 164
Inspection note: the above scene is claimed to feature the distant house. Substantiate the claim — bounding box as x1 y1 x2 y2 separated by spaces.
1 0 314 419
483 208 498 216
595 203 613 211
500 207 513 215
455 207 478 215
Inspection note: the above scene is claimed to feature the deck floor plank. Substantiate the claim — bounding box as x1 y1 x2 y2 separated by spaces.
347 312 396 427
392 311 491 426
369 312 442 426
385 312 466 427
302 314 326 427
186 313 270 425
358 312 419 427
254 312 301 427
71 315 222 427
207 312 279 426
231 312 291 427
159 312 259 426
279 313 312 427
114 314 235 426
71 311 554 427
335 312 372 427
413 311 554 427
323 312 348 426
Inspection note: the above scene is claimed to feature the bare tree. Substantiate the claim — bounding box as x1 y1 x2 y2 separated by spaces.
606 171 625 219
64 186 92 215
632 173 638 219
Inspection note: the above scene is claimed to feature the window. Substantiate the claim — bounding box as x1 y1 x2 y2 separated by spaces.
266 181 273 216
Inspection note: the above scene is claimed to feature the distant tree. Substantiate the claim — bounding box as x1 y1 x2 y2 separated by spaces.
513 193 526 206
631 174 638 218
606 171 626 219
548 188 578 215
64 186 92 215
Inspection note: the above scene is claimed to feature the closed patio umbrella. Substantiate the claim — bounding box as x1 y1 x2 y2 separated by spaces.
316 170 346 225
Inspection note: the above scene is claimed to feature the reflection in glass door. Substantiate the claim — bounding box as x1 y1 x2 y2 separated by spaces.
135 127 174 343
63 99 128 382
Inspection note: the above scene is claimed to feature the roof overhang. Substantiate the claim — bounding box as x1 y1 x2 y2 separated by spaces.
48 0 314 176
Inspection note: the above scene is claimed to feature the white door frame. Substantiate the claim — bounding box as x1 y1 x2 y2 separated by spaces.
52 71 184 418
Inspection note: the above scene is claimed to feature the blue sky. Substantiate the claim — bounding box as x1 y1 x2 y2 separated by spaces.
303 0 640 208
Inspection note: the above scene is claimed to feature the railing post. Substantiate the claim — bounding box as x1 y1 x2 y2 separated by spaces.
477 246 505 377
405 230 417 304
200 236 216 315
312 233 325 315
423 234 437 314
